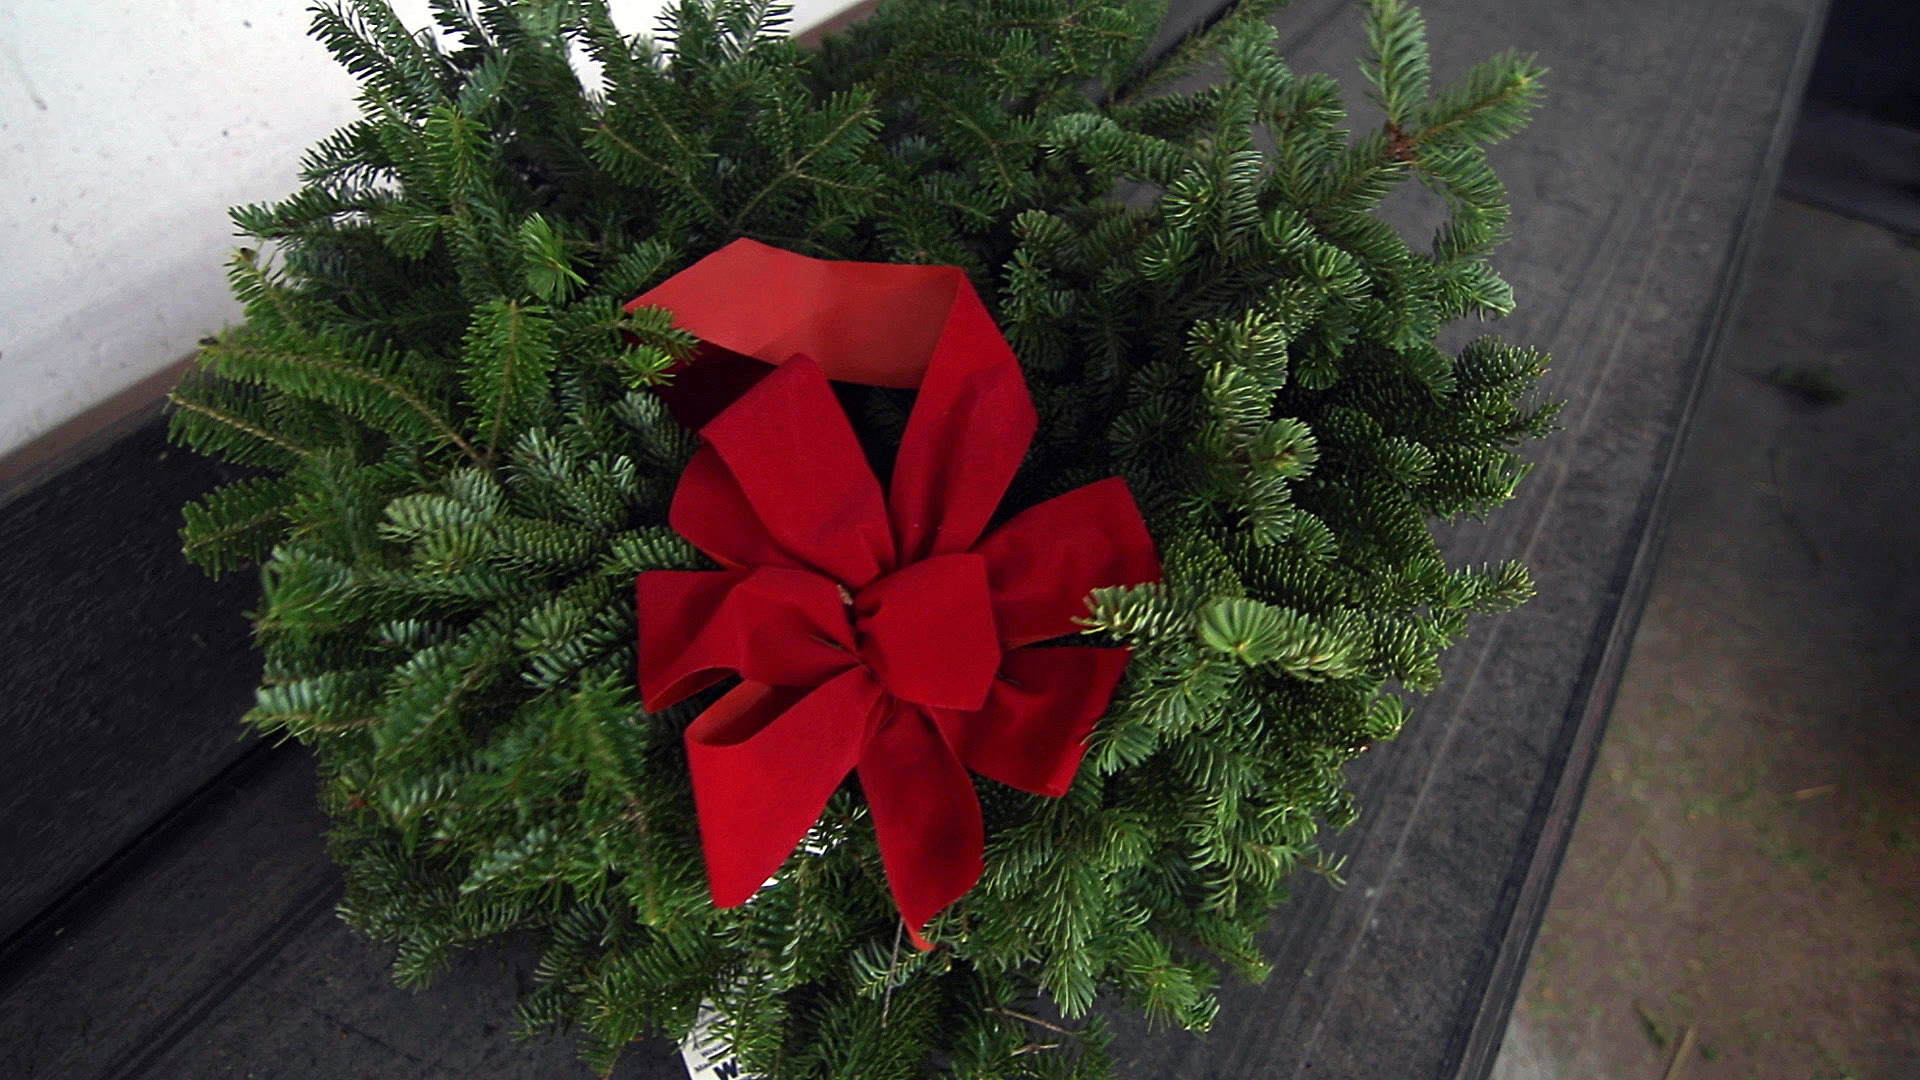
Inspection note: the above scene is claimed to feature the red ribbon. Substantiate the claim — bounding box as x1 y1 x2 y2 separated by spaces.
629 240 1161 946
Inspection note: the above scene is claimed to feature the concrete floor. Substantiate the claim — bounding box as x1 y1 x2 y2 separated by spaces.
1493 198 1920 1079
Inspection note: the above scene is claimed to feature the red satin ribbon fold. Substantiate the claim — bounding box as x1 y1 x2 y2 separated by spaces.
630 240 1161 945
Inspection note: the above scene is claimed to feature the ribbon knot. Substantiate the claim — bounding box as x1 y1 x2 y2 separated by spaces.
853 554 1000 711
631 240 1161 946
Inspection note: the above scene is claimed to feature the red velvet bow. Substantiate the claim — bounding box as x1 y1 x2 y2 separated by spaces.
629 240 1161 945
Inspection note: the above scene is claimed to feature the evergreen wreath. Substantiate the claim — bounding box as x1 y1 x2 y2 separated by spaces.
166 0 1553 1075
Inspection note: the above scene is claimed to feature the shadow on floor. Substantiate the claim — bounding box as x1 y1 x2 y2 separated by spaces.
1493 198 1920 1079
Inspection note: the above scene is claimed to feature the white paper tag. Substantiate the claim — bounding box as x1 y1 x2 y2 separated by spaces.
681 1000 759 1080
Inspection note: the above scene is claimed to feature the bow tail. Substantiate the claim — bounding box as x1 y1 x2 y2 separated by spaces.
857 703 986 949
685 670 884 907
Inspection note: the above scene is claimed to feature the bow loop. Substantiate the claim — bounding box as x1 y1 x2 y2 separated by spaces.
886 282 1036 564
685 673 884 907
684 355 895 588
638 567 858 712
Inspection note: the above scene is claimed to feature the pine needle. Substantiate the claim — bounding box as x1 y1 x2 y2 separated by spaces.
1661 1025 1697 1080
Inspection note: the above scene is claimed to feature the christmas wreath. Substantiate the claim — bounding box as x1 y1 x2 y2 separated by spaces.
167 0 1552 1076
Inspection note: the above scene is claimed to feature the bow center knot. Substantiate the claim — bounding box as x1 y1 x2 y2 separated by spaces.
852 553 1000 711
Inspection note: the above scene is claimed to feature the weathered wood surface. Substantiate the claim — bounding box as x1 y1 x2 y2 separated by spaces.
0 0 1827 1076
0 419 262 942
0 748 636 1078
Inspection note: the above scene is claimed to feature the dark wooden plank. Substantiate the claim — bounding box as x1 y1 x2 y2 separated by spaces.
1446 8 1834 1075
1107 0 1829 1077
126 874 691 1080
0 749 333 1079
1779 104 1920 237
0 745 659 1080
0 416 263 943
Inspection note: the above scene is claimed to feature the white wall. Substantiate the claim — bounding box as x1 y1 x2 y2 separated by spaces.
0 0 856 466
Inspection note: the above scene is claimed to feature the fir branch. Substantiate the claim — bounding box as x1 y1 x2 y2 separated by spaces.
944 106 1032 208
298 119 390 185
1105 0 1290 107
200 339 480 461
181 475 301 576
589 118 723 224
518 215 587 301
167 388 316 463
986 1006 1078 1036
1410 49 1545 147
1361 0 1430 127
727 90 878 232
309 1 449 115
463 299 555 458
427 0 489 50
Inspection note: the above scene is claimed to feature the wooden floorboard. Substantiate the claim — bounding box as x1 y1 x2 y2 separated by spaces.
0 418 263 943
0 746 673 1078
0 750 330 1079
0 0 1828 1076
